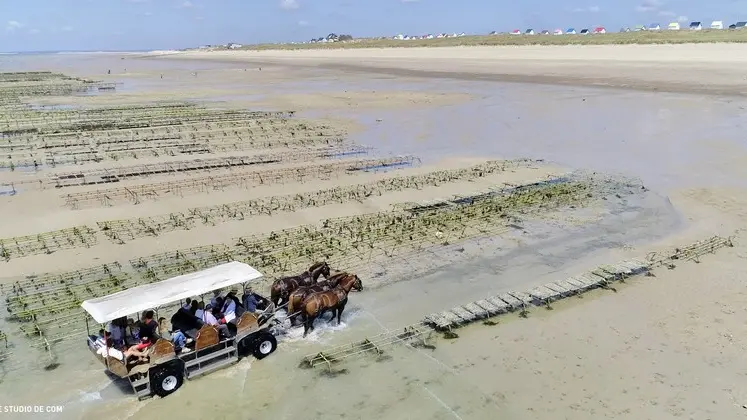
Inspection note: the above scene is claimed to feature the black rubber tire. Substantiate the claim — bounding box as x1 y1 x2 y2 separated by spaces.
150 366 184 398
252 332 277 360
237 336 253 357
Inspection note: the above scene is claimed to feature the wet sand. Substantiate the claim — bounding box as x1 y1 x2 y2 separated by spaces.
0 45 746 419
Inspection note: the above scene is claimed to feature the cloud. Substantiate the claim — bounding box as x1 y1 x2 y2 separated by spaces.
143 11 153 16
128 0 149 2
573 5 600 13
401 0 419 2
677 15 688 22
635 0 662 12
6 20 24 32
280 0 299 10
298 20 310 26
180 1 193 7
61 25 74 32
28 28 40 35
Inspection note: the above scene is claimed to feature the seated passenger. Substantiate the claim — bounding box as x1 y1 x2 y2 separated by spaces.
106 318 127 348
242 288 268 313
126 317 139 343
182 297 192 311
123 336 153 362
138 310 159 340
243 291 258 313
221 290 245 322
90 329 106 346
171 306 203 337
96 338 125 361
199 304 231 337
157 317 192 354
210 290 221 308
194 301 206 319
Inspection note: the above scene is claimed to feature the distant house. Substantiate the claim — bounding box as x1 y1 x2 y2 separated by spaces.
554 29 564 35
540 30 550 35
510 29 521 35
689 21 702 30
620 27 630 32
648 23 660 30
226 42 243 49
489 31 498 35
566 28 577 34
711 21 723 29
525 29 535 35
593 27 606 34
729 24 738 29
668 22 680 30
736 21 747 29
579 28 590 34
634 24 646 31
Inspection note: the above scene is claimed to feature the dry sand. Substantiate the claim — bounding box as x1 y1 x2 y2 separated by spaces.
1 44 747 419
168 44 747 96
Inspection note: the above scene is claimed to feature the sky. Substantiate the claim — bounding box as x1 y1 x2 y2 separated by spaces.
0 0 745 52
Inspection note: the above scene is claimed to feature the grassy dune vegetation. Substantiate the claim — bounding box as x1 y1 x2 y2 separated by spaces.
243 29 747 50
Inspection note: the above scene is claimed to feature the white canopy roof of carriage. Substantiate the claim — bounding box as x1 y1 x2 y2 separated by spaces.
81 261 263 324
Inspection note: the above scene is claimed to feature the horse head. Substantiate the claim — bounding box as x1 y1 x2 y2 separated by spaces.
309 261 330 280
339 274 363 293
351 275 363 291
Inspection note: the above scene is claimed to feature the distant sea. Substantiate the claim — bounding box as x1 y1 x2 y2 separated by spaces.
0 50 154 55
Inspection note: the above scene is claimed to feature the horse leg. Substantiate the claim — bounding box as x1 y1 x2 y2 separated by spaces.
336 302 346 325
304 315 316 337
271 290 280 307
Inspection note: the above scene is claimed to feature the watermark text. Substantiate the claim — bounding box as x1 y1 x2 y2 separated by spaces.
0 406 64 414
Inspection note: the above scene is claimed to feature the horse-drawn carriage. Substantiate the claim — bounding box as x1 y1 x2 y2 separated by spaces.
81 261 279 399
82 261 363 399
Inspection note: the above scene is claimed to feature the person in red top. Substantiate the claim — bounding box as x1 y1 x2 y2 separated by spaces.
123 336 152 362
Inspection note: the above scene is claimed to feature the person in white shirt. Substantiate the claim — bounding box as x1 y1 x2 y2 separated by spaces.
200 304 230 337
221 297 236 319
199 304 219 326
96 338 125 361
91 329 106 347
106 322 125 348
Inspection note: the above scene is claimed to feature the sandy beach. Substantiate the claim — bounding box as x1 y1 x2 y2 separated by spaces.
0 43 746 419
168 44 747 96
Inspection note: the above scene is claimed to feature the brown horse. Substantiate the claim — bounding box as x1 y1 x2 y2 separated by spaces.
286 273 347 324
300 274 363 337
270 262 330 307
